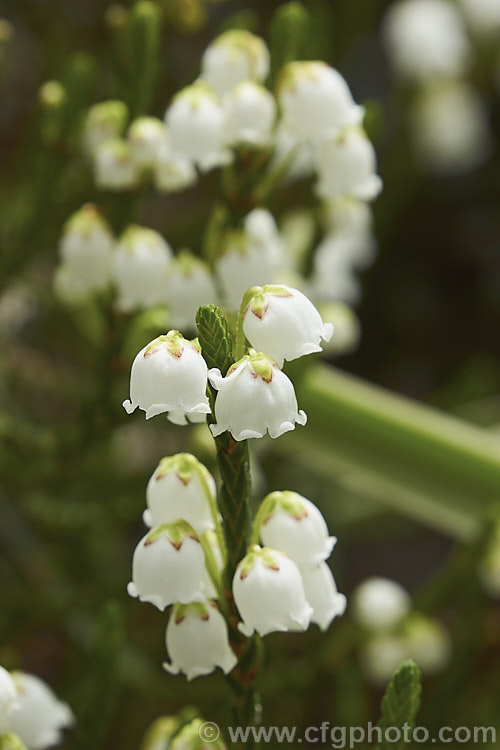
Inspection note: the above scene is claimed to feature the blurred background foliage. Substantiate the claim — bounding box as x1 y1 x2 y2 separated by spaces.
1 0 500 748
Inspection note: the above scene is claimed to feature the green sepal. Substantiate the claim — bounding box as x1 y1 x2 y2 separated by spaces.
375 660 422 750
145 520 199 550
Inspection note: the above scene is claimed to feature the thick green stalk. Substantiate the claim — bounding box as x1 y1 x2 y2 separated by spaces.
196 306 261 735
280 363 500 538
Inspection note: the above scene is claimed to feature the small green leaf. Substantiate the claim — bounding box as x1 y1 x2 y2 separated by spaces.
196 305 235 376
376 660 422 750
269 2 310 83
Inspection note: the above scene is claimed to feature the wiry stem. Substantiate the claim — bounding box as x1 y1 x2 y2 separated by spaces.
196 305 262 739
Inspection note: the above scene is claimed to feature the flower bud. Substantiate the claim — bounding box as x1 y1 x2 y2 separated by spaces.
144 453 216 535
410 81 491 175
154 139 197 193
224 82 276 147
314 128 382 202
216 209 285 310
0 666 17 733
316 303 361 356
165 81 231 172
403 614 451 674
383 0 469 81
360 633 409 685
58 204 114 294
8 672 74 750
458 0 500 37
300 562 347 631
163 601 237 680
201 30 270 96
164 251 217 330
233 546 312 636
208 353 307 441
123 331 211 424
128 116 169 170
112 225 173 312
277 61 364 143
127 521 206 609
352 577 411 631
93 137 137 191
242 285 333 367
140 716 180 750
258 491 335 565
310 236 362 305
83 100 128 156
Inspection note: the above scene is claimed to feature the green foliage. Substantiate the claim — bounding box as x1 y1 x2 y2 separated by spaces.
376 660 422 750
127 1 162 117
195 305 235 377
269 1 310 82
71 601 125 750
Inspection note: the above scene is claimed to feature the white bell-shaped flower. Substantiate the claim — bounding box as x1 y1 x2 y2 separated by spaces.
93 137 138 191
201 29 270 96
410 81 491 175
314 128 383 202
277 61 364 143
8 672 74 750
300 562 347 631
123 331 211 423
458 0 500 36
53 264 94 304
57 204 114 293
271 121 315 183
383 0 470 80
361 634 409 685
233 546 312 636
352 577 411 631
310 235 363 305
242 285 333 367
0 666 17 733
154 137 197 193
317 303 361 356
404 614 451 675
127 521 206 609
144 453 216 535
224 82 276 147
323 198 374 237
163 601 237 680
258 491 335 565
165 81 231 172
208 352 307 441
164 251 217 330
83 100 128 156
128 116 169 169
216 209 285 310
111 225 173 311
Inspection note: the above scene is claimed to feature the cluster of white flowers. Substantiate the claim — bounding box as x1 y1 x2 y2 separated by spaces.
54 205 215 324
123 284 331 434
236 491 345 636
60 29 383 343
123 286 345 679
126 453 237 681
352 577 451 684
0 667 73 750
383 0 493 174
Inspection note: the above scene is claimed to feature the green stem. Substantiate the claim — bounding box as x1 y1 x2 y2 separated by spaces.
193 464 228 566
235 287 260 361
249 497 271 547
199 532 230 618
